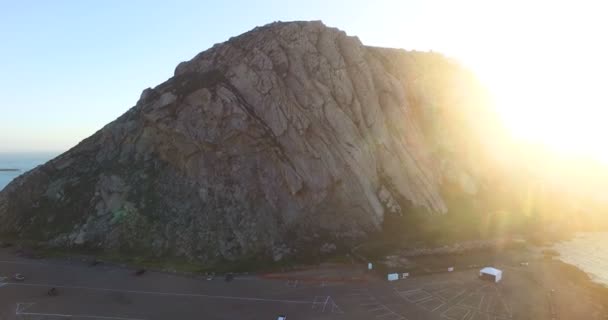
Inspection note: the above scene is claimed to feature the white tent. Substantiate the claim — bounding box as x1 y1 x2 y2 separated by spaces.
479 267 503 283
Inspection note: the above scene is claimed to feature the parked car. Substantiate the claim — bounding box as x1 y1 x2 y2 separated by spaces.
0 242 13 248
48 287 59 296
89 259 102 267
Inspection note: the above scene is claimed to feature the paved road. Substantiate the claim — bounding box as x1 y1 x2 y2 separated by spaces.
0 249 381 320
0 249 519 320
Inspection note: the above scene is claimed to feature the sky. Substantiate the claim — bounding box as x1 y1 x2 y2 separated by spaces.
1 0 607 160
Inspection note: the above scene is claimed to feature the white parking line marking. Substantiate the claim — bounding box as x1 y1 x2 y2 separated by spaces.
349 290 406 320
286 279 299 288
322 296 330 312
0 260 48 265
5 282 312 304
312 296 326 309
397 288 422 294
478 293 486 310
376 311 395 318
367 306 385 312
311 296 342 314
431 302 445 312
16 311 145 320
440 306 471 320
15 303 35 314
331 301 344 314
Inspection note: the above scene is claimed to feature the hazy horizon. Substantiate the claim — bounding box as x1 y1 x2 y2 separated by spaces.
0 151 58 190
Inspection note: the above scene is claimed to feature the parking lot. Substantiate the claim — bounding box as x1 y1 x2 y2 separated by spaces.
389 273 513 320
0 248 556 319
0 249 363 320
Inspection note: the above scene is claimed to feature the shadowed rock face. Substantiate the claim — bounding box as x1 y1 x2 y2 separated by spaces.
0 21 490 263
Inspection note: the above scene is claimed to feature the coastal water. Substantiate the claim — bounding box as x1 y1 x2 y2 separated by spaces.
553 232 608 286
0 152 58 191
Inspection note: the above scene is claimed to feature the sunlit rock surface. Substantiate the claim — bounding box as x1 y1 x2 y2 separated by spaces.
0 21 490 263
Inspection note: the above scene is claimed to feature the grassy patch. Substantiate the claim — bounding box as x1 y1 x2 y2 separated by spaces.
0 236 354 274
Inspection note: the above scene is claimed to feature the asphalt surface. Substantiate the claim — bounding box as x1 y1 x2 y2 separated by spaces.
0 248 519 320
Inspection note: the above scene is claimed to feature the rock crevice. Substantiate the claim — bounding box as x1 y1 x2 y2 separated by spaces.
0 21 491 263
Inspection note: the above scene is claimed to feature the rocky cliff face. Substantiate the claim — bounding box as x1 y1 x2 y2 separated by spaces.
0 21 491 263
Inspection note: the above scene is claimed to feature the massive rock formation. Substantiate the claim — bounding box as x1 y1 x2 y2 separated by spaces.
0 21 493 263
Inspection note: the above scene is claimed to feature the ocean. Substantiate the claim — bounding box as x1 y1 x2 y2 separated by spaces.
0 152 58 191
553 232 608 286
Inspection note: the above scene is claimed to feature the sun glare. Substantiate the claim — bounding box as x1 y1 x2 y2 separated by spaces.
483 53 608 163
440 1 608 163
